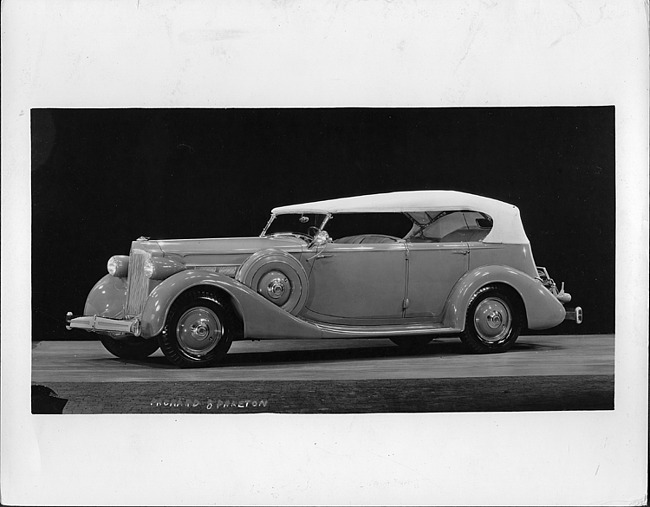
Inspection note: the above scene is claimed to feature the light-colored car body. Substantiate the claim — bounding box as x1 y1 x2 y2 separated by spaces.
67 190 582 367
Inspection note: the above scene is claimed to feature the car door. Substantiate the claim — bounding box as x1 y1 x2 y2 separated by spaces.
404 240 469 321
403 211 478 321
302 240 407 324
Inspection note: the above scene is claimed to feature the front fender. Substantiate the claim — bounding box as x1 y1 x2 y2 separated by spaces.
84 274 127 318
139 270 242 338
139 270 324 340
442 265 566 331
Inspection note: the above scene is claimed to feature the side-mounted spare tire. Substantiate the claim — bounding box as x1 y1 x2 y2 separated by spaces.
236 249 309 315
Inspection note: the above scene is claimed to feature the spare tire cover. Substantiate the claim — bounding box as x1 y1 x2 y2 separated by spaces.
236 249 309 315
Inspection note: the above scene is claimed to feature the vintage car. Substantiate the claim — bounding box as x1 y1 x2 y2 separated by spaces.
66 191 582 367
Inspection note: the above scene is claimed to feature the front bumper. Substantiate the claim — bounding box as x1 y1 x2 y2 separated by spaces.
66 312 141 336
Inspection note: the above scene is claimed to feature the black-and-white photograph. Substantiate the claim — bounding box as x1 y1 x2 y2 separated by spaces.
31 107 615 415
2 1 647 505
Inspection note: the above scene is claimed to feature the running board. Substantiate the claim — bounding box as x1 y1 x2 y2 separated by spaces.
312 321 461 339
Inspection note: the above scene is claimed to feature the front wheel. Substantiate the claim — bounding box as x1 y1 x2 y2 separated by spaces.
99 335 160 360
460 286 522 354
159 290 240 368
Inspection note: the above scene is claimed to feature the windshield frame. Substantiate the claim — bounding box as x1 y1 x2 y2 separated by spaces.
260 212 332 238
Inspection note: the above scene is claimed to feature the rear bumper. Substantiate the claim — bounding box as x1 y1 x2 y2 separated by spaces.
66 312 141 336
564 306 583 324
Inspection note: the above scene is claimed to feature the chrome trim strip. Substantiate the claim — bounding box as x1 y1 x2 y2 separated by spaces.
319 213 333 231
186 265 240 277
185 263 241 268
260 214 276 237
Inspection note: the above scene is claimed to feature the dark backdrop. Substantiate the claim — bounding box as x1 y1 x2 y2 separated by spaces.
31 107 614 339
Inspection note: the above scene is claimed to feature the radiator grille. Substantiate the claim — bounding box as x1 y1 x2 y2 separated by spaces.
125 249 151 317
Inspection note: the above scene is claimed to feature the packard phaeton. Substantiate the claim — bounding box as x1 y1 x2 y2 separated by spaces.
66 191 582 367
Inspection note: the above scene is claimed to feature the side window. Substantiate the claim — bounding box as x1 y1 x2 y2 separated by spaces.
407 211 493 243
327 213 412 244
420 212 466 242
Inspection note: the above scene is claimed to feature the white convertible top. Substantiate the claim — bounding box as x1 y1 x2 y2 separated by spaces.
271 190 529 244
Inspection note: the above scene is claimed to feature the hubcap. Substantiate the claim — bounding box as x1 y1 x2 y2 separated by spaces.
267 277 287 299
176 307 222 356
474 297 512 344
258 270 291 306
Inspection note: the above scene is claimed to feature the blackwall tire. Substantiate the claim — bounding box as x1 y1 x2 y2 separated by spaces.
390 336 433 352
99 335 160 360
159 290 239 368
236 249 308 315
460 285 522 354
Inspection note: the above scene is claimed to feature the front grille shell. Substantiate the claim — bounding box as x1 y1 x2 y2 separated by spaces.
125 249 151 317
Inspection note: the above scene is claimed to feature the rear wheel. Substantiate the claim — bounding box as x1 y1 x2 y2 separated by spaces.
390 336 433 352
460 286 522 353
99 335 160 360
159 290 239 368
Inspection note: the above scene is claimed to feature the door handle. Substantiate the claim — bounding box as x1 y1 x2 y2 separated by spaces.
315 253 333 259
453 250 470 255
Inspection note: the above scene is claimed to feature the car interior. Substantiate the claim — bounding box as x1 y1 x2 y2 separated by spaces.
330 211 493 244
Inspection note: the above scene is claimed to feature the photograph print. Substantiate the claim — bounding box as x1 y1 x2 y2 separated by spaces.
31 106 615 414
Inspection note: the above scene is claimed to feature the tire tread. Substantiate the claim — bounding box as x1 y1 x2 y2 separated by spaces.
99 335 160 360
459 285 522 354
158 289 240 368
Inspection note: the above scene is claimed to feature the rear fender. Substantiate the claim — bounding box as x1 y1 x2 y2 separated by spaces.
442 265 566 331
140 270 323 340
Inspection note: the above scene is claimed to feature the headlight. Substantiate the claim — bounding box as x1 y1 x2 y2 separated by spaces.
107 255 129 277
143 259 155 278
143 257 185 280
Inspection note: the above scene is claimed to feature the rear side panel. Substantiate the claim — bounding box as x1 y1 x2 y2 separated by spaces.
468 243 538 277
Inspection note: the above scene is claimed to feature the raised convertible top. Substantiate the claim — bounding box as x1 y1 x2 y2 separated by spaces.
271 190 530 244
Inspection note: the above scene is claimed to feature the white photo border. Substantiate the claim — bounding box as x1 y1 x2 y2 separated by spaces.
2 1 648 505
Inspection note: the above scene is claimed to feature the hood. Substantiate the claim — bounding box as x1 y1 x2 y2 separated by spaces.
131 236 306 267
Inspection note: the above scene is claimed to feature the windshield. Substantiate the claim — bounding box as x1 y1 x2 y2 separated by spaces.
262 213 329 238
